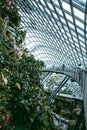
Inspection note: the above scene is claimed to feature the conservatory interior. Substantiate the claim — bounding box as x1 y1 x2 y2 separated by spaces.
0 0 87 130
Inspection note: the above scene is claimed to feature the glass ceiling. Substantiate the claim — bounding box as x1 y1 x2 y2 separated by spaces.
18 0 87 70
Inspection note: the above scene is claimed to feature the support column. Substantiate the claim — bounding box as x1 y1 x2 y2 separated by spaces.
83 71 87 130
81 70 87 130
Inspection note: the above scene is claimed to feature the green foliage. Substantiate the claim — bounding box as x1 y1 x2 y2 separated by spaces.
0 0 61 130
0 16 26 68
0 51 60 130
0 0 20 27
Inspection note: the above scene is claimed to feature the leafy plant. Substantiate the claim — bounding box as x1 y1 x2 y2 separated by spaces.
0 1 62 130
0 0 20 27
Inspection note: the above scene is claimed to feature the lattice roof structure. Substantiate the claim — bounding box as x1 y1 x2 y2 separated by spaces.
18 0 87 70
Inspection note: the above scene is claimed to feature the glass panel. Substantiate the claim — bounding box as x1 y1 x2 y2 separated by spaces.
45 8 51 15
52 12 58 19
75 42 79 48
39 4 44 11
53 0 59 5
68 22 75 30
51 17 55 23
62 2 71 12
73 0 86 8
55 24 59 29
58 9 63 16
77 28 84 35
47 2 54 10
65 13 73 22
66 32 71 38
60 17 66 24
71 30 77 37
73 7 84 20
81 47 85 52
63 34 67 39
60 28 65 33
40 0 46 6
64 25 69 32
75 19 84 29
80 41 85 48
69 38 73 43
73 37 78 42
79 35 84 42
32 1 38 7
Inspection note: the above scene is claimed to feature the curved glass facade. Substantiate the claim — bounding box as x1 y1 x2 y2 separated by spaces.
18 0 87 70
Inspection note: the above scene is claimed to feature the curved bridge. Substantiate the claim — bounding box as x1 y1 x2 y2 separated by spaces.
42 67 83 86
